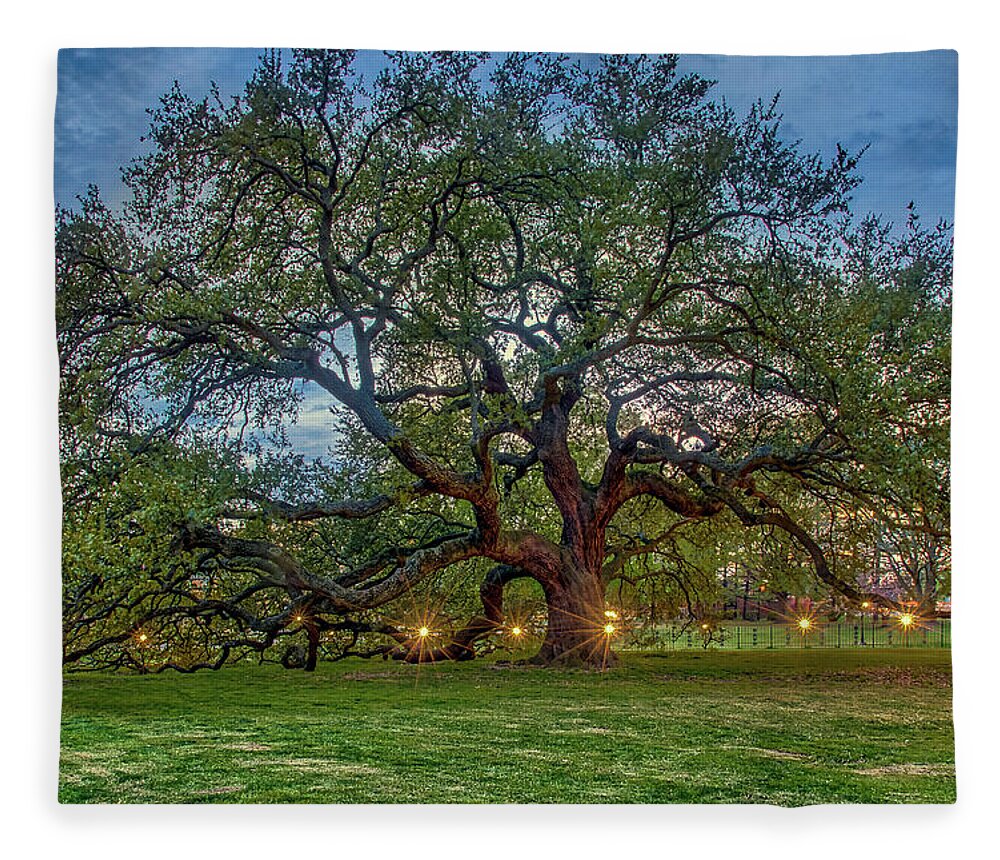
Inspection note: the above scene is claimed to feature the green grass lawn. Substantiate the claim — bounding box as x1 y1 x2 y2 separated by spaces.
59 648 955 805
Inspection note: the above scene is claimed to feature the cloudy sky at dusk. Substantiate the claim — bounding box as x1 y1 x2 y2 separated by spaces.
56 48 957 227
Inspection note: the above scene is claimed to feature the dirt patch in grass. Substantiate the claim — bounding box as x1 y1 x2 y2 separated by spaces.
60 750 112 777
237 757 382 776
330 763 383 775
854 763 955 777
341 670 401 681
741 747 811 761
192 785 244 795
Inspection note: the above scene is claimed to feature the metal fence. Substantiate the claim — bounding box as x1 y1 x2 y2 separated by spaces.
622 619 951 651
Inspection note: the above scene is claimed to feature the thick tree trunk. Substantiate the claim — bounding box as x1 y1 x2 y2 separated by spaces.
304 622 319 672
533 564 616 668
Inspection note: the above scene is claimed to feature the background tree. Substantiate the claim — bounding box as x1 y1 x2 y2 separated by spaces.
57 50 951 668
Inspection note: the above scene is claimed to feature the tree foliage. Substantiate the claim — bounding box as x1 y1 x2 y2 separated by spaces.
57 50 951 669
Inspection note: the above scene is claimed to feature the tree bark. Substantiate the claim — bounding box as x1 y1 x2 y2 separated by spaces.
521 383 619 667
304 621 320 672
533 562 616 668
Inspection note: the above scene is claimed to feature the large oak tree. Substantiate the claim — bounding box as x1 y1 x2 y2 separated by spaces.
57 51 951 669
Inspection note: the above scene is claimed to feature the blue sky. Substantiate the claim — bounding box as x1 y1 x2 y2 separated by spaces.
56 49 957 228
675 52 957 226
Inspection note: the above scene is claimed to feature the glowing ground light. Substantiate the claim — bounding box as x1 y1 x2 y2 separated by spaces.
899 613 915 628
510 626 523 637
701 623 710 630
861 601 871 610
797 617 812 631
603 623 616 636
136 632 149 643
417 626 430 639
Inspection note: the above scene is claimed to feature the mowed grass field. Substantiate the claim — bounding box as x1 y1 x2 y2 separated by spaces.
59 649 955 805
